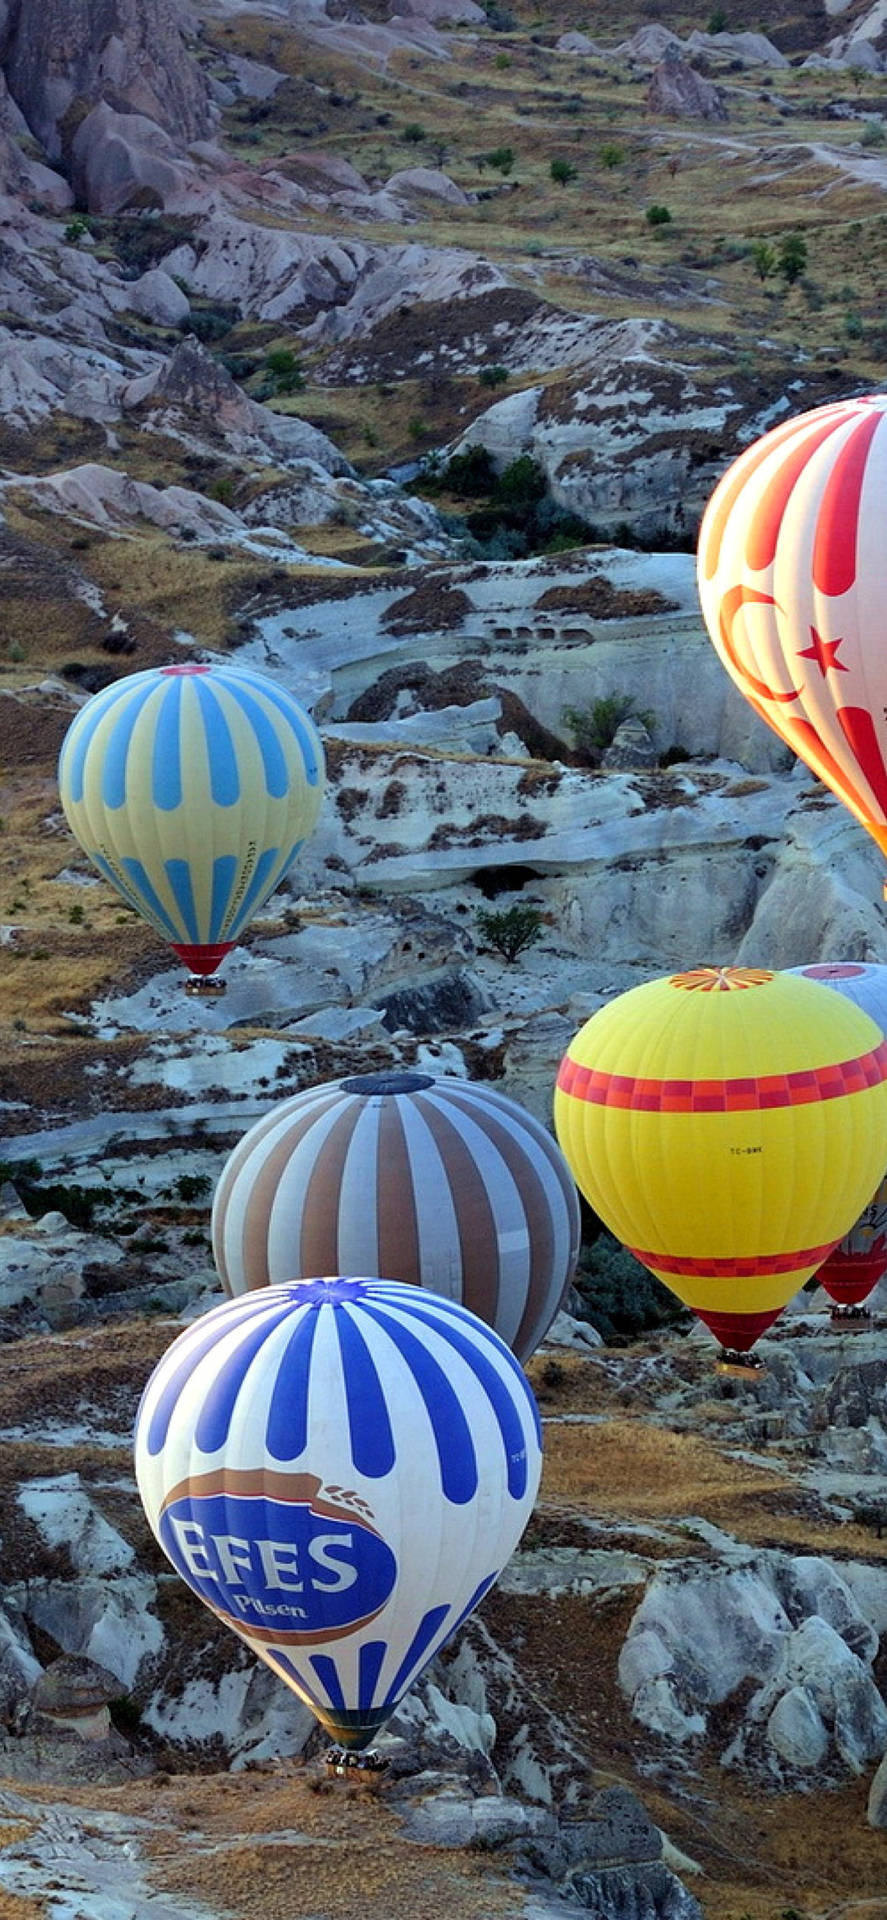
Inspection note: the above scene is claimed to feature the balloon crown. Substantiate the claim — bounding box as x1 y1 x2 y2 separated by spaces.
669 967 775 992
277 1277 374 1305
339 1071 436 1095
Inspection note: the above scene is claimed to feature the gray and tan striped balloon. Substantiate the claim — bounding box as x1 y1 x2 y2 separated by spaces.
211 1071 581 1361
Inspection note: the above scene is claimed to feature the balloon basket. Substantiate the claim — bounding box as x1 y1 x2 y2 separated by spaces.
325 1746 386 1778
184 976 226 997
829 1304 873 1331
715 1348 765 1380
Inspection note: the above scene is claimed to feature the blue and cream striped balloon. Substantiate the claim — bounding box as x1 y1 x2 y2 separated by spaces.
134 1277 542 1749
58 663 324 981
211 1071 581 1361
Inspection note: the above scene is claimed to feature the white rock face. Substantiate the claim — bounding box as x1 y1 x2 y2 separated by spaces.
621 1553 887 1774
124 267 190 326
17 1476 134 1577
766 1687 828 1768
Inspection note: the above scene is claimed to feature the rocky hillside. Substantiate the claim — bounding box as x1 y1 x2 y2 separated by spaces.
4 4 887 1919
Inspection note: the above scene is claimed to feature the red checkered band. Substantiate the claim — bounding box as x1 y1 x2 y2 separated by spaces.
629 1243 836 1279
556 1039 887 1113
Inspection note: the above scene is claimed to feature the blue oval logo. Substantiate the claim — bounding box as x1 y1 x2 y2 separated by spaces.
159 1476 397 1643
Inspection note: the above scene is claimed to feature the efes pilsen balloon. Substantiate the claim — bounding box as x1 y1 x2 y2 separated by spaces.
134 1278 542 1749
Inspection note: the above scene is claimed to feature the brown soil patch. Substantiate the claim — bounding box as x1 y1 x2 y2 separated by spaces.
536 577 679 619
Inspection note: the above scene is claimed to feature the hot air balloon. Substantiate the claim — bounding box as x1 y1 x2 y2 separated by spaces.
134 1277 541 1752
698 393 887 889
553 965 887 1372
58 663 324 992
210 1071 581 1362
786 962 887 1319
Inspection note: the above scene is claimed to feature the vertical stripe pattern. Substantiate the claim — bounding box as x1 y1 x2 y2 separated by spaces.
58 662 324 971
697 394 887 861
134 1277 542 1749
211 1071 581 1362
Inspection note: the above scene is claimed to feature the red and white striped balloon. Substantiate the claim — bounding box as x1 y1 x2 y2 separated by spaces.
698 394 887 868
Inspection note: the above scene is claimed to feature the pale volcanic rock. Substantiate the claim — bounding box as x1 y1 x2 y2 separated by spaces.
646 49 728 122
70 100 204 215
121 337 351 472
395 0 484 20
684 28 789 67
31 1655 121 1740
123 265 190 326
386 166 472 205
2 0 213 163
8 463 242 539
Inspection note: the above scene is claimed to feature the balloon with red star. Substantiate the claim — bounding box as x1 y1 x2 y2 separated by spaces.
698 394 887 874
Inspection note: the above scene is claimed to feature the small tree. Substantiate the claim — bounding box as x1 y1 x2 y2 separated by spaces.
599 143 624 169
778 231 807 285
550 158 578 187
645 203 672 227
401 122 426 143
751 240 777 281
483 145 515 174
265 346 305 394
476 904 544 964
478 363 509 388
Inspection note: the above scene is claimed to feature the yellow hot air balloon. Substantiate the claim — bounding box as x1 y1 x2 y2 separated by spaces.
697 394 887 888
58 662 325 992
554 965 887 1367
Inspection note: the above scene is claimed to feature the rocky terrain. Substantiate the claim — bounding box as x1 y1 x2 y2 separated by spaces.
4 1 887 1917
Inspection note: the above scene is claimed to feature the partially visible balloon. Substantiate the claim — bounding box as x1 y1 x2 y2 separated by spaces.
134 1278 541 1749
211 1071 581 1362
58 663 324 987
786 962 887 1307
697 394 887 877
554 966 887 1357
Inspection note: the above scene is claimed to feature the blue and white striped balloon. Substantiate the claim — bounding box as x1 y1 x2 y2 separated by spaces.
58 662 324 981
134 1278 542 1749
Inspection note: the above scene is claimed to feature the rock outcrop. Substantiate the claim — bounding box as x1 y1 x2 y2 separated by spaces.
0 0 212 163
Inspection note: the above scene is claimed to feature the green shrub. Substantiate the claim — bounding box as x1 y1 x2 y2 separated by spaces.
402 122 426 143
482 145 515 174
264 346 305 394
550 158 578 187
862 119 885 146
778 231 807 284
645 203 672 227
574 1231 691 1342
475 904 544 963
64 216 90 247
599 143 624 169
563 693 655 765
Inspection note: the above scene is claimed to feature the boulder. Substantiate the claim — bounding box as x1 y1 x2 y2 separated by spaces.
31 1654 121 1739
600 718 658 770
868 1747 887 1827
124 266 190 326
766 1687 828 1769
2 0 213 161
377 968 489 1035
646 50 728 121
71 100 199 215
386 166 472 205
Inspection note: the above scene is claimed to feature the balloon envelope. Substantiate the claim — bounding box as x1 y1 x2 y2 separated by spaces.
785 962 887 1305
698 394 887 869
58 662 324 979
134 1277 542 1749
554 965 887 1353
211 1070 581 1362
